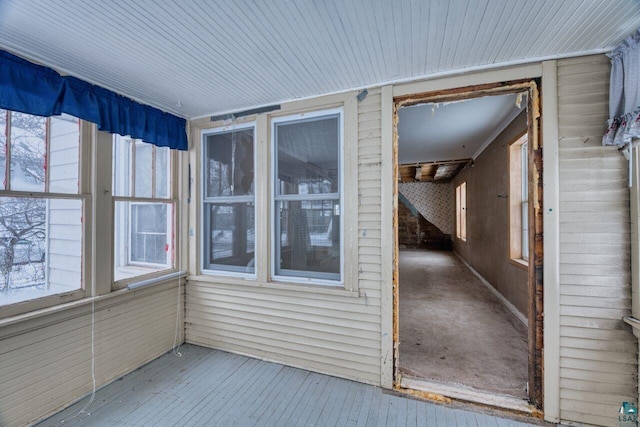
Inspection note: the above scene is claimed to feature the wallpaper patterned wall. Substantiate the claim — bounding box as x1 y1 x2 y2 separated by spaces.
398 182 453 235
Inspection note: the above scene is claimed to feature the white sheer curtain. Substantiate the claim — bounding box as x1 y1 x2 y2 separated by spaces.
603 29 640 147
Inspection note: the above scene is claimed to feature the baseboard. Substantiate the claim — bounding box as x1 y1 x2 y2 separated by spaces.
454 252 528 327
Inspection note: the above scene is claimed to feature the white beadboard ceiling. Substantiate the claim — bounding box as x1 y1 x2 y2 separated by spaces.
0 0 639 119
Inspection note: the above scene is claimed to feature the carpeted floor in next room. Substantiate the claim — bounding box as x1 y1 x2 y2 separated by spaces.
398 249 529 399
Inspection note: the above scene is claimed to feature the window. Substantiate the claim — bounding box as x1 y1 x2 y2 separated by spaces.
509 133 528 263
202 125 255 275
272 109 343 283
113 135 175 283
456 182 467 241
0 110 84 307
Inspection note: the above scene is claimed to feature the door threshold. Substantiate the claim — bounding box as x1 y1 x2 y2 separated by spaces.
399 375 535 415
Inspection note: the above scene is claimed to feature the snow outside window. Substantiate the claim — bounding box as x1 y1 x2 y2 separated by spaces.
202 124 255 275
113 136 174 283
0 110 83 307
272 109 343 283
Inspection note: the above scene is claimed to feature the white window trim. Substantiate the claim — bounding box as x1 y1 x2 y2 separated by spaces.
200 121 257 279
270 107 344 286
0 118 91 319
111 136 179 289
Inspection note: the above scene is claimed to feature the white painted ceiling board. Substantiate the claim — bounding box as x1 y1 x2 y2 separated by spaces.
0 0 639 119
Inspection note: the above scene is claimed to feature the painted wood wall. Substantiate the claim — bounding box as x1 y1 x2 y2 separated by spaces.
452 111 529 317
48 116 82 293
185 89 384 385
557 54 637 426
0 281 182 427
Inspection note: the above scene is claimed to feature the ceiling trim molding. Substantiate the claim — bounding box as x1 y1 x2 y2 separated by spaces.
472 106 524 160
191 47 610 121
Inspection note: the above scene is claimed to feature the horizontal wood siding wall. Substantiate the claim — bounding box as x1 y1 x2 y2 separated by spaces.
557 54 637 426
48 118 82 292
358 88 384 309
185 89 383 385
0 282 182 427
48 199 82 292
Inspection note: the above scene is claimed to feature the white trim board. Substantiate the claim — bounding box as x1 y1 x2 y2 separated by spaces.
454 252 528 327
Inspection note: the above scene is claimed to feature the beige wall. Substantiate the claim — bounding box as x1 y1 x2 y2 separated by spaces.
556 54 636 427
0 281 183 427
453 111 529 316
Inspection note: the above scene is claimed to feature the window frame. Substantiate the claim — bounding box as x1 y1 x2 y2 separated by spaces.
111 135 179 289
455 181 467 242
0 112 91 319
270 107 345 286
0 113 184 319
200 122 257 278
508 132 529 267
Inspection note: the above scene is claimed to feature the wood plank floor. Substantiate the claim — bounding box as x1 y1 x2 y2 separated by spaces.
38 344 544 426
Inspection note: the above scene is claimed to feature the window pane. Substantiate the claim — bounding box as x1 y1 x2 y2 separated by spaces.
155 146 170 198
205 128 254 198
203 202 255 274
0 110 6 190
0 196 82 307
276 115 339 195
10 112 46 192
134 143 153 198
49 114 80 194
131 204 167 263
113 135 132 197
114 201 173 281
276 199 340 280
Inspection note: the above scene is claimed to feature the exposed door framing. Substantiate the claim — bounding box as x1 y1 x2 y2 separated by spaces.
391 80 544 410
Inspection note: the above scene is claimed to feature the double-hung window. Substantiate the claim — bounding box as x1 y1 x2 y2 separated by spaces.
113 135 175 283
0 110 84 308
202 124 255 275
272 109 343 283
456 182 467 241
509 133 528 264
521 141 529 261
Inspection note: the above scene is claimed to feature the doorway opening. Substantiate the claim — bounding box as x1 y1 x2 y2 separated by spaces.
392 81 543 413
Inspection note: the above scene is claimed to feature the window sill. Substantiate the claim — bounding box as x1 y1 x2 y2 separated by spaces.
509 258 529 270
188 274 359 298
113 268 181 290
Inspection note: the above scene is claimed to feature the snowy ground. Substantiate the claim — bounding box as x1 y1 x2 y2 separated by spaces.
0 261 76 306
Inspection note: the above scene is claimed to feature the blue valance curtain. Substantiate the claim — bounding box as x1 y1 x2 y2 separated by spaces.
0 50 187 150
603 29 640 147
